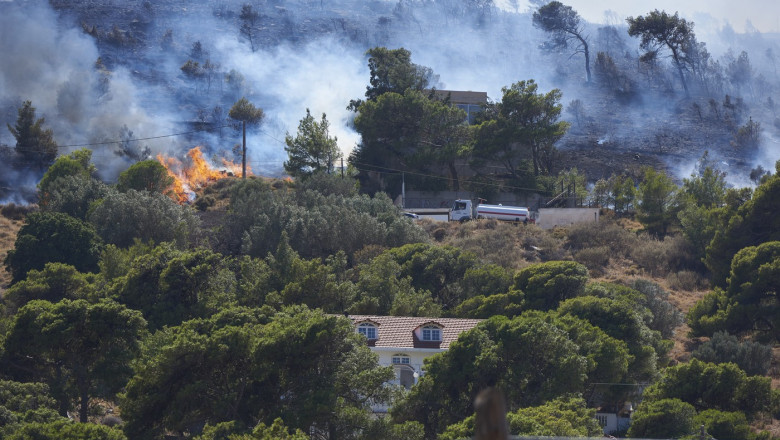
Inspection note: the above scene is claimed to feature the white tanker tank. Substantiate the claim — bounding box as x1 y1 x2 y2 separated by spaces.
449 199 531 223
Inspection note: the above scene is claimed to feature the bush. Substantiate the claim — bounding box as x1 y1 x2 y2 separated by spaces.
88 190 202 248
627 398 696 439
42 175 111 220
514 261 589 311
629 233 672 275
194 195 216 211
573 246 610 275
631 279 684 339
565 220 636 257
692 331 772 376
1 203 36 220
694 409 753 440
217 180 427 260
297 173 358 197
666 270 706 291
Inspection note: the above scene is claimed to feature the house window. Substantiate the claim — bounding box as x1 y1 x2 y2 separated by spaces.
357 323 377 340
392 355 411 365
421 325 441 341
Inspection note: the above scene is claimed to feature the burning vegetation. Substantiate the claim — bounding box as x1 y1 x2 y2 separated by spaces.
156 146 248 203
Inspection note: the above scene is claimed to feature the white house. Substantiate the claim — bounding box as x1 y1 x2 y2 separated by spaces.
347 315 482 411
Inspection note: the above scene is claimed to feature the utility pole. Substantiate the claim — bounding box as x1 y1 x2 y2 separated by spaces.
228 96 263 180
242 120 247 179
341 157 344 179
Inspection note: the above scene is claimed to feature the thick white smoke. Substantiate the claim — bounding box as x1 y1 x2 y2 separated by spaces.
214 36 368 166
0 1 174 185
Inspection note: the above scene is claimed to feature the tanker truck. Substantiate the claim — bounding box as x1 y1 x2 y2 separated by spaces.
448 199 531 223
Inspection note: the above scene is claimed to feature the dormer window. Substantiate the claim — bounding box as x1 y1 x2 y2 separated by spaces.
421 325 442 341
358 322 378 340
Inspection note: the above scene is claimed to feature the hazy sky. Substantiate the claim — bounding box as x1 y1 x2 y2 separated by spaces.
509 0 780 34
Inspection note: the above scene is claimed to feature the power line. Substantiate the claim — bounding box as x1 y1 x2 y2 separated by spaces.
45 123 287 149
350 161 552 194
6 124 552 194
51 124 233 149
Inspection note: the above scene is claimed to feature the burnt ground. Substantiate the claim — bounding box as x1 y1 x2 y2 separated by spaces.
556 81 764 183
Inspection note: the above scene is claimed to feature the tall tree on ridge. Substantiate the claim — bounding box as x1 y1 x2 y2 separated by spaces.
627 10 697 97
229 97 264 179
533 1 592 83
7 100 58 170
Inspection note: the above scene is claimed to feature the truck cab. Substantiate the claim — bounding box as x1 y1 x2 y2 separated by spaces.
449 199 473 222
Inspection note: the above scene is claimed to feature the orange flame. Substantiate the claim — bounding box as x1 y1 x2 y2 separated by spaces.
156 146 250 204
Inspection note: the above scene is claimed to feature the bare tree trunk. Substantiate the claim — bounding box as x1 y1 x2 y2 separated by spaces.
578 35 591 83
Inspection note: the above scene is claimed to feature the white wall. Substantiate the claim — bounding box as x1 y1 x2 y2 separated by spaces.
537 208 600 230
369 348 443 413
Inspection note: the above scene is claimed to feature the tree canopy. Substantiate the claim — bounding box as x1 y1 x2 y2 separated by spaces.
704 169 780 286
1 299 146 422
228 97 265 124
533 1 591 83
627 9 697 96
7 101 58 169
636 166 678 237
121 307 392 439
471 80 569 177
393 312 627 437
353 47 437 108
4 212 103 283
689 241 780 340
36 149 96 206
116 160 175 194
284 109 342 179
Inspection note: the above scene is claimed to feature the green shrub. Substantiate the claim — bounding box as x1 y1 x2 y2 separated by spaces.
565 219 636 256
573 246 610 275
1 203 36 220
514 261 589 311
627 398 696 439
692 331 772 375
631 279 684 339
195 195 216 211
629 233 672 275
694 409 752 440
666 270 706 291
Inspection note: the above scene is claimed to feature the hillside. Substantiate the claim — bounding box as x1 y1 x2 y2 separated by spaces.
1 162 779 438
1 0 779 438
2 0 779 203
0 197 719 364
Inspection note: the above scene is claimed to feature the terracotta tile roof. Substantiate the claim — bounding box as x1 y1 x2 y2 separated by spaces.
348 315 482 349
